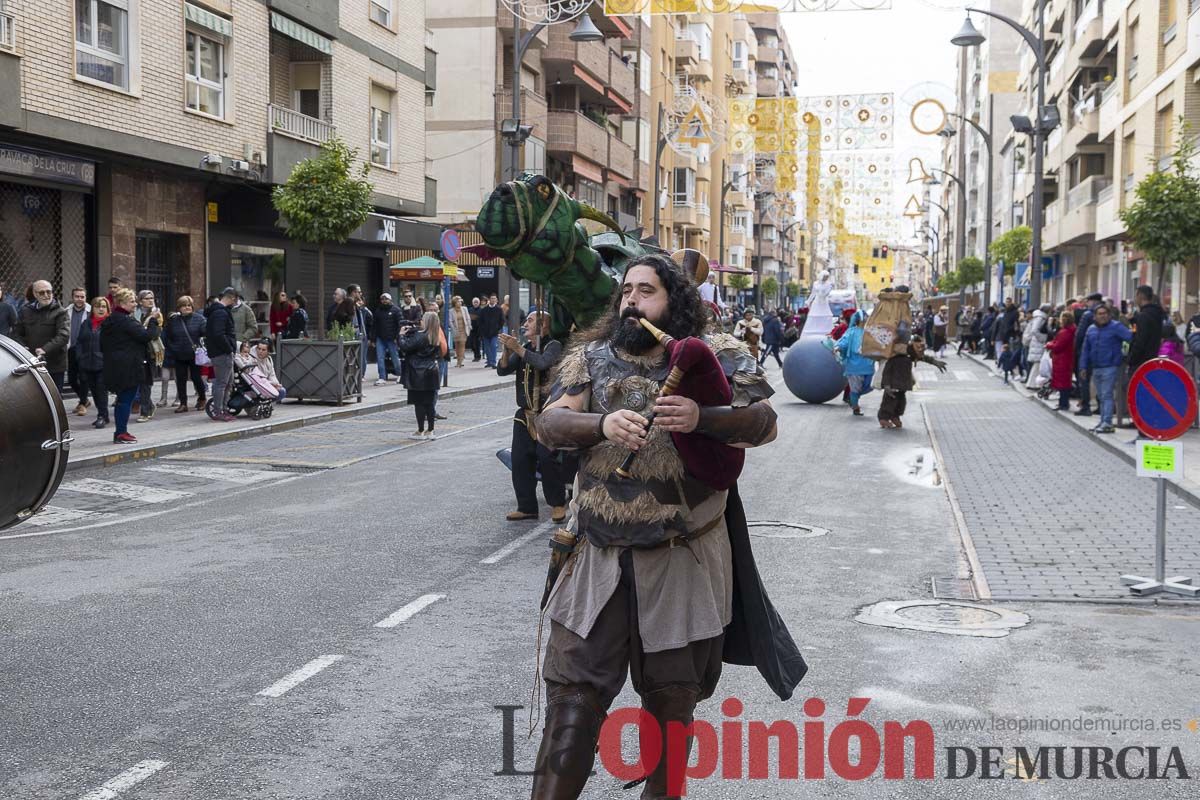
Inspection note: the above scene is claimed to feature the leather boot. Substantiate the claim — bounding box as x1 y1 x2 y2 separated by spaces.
639 685 699 799
530 683 605 800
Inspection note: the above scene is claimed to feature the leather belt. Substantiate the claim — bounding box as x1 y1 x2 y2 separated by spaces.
645 513 724 551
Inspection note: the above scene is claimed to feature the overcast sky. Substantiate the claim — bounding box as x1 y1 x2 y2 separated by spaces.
779 0 968 242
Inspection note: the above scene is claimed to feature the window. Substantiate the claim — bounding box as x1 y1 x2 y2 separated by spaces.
688 23 711 62
729 246 745 267
369 0 392 27
292 63 322 118
75 0 130 89
732 40 747 70
638 119 651 164
673 167 695 204
185 31 224 117
732 211 750 232
370 84 393 167
524 137 545 175
576 177 604 209
639 49 650 93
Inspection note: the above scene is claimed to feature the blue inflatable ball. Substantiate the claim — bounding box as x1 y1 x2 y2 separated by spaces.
783 337 846 404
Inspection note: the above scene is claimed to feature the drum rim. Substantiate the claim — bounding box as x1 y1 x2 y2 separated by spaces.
0 334 69 522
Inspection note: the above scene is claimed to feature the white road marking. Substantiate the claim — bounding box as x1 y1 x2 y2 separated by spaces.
374 593 446 628
952 370 978 381
480 520 557 565
77 759 169 800
23 506 110 527
257 654 344 698
142 464 283 483
0 476 305 540
917 371 939 382
58 479 193 504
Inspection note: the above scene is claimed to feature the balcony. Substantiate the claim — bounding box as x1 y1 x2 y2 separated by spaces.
1102 0 1121 35
609 50 635 104
1098 81 1119 140
1095 182 1125 239
608 134 634 180
730 66 752 89
728 228 749 249
1069 0 1103 59
726 189 750 209
269 104 336 145
756 44 779 65
546 110 608 165
756 76 779 97
672 201 699 228
1066 93 1100 150
1057 175 1110 244
546 26 609 83
674 35 699 68
634 161 650 194
496 88 548 140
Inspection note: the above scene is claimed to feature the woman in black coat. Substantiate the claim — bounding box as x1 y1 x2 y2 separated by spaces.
284 293 309 340
100 288 159 444
397 311 442 438
74 296 110 429
164 295 208 412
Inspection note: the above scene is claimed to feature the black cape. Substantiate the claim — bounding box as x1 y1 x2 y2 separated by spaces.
721 483 808 700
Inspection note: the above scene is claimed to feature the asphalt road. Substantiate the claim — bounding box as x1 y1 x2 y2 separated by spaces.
2 365 1199 799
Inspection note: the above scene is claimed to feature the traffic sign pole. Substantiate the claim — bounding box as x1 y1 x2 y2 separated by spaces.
1119 359 1199 597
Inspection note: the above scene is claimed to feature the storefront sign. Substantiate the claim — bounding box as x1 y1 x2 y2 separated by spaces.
0 145 95 188
207 202 219 223
477 267 496 279
391 267 443 281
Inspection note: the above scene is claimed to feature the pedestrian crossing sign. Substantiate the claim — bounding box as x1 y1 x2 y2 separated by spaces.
1015 262 1030 289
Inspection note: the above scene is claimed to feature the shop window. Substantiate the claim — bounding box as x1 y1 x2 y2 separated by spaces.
185 30 225 118
370 84 394 167
230 244 286 334
75 0 131 90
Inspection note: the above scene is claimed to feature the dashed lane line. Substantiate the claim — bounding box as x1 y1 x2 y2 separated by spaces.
77 759 169 800
256 655 345 698
373 593 446 628
22 506 111 527
58 478 193 504
480 520 557 565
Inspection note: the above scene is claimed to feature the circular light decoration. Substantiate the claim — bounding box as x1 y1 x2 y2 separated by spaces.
802 111 815 124
500 0 594 24
868 164 878 173
828 164 839 173
910 97 949 136
857 108 871 122
874 198 882 205
747 113 760 125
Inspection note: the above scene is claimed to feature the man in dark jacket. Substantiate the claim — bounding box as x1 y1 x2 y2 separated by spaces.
759 309 785 368
1187 311 1200 357
497 311 572 523
994 298 1019 359
0 282 18 338
373 292 405 385
65 287 92 414
14 280 70 391
978 305 997 359
1127 285 1164 370
1073 292 1103 415
205 287 238 422
477 293 504 368
467 297 482 361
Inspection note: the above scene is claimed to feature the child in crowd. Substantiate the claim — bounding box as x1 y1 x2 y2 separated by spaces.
878 335 947 429
1158 322 1186 366
997 341 1020 384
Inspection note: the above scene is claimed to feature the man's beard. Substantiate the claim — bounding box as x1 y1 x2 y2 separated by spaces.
610 307 662 355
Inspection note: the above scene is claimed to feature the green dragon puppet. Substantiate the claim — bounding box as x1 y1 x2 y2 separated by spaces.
468 174 664 338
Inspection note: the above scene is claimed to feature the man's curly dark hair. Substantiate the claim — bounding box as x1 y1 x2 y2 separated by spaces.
611 253 708 338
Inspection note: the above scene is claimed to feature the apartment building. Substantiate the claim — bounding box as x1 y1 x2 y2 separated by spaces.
999 0 1200 317
425 2 646 298
0 0 436 317
939 0 1024 298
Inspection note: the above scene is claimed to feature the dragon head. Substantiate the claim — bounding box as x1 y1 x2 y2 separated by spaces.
475 174 625 272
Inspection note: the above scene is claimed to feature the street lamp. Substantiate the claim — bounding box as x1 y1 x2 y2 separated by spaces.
941 104 997 310
717 163 754 269
503 8 603 328
953 4 1054 308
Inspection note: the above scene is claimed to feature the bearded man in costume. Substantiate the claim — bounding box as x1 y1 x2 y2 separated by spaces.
531 253 806 799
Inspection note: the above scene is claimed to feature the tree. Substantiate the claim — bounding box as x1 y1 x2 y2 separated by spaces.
1119 121 1200 297
786 281 800 298
989 226 1032 277
760 276 779 305
937 270 961 294
727 273 751 292
272 138 373 334
957 256 985 287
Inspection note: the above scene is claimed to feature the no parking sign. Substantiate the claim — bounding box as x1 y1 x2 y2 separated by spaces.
1127 358 1198 441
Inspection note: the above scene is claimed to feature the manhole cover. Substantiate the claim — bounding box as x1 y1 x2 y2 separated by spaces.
855 600 1030 638
747 521 829 539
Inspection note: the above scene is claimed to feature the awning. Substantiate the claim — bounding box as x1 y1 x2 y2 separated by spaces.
185 2 232 37
271 11 332 55
572 65 605 95
571 155 604 183
389 256 457 282
605 89 632 114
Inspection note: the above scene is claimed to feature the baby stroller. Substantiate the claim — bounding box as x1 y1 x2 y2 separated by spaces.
206 361 279 420
1033 351 1054 399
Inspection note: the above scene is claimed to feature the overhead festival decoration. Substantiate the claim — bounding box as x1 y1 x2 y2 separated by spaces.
500 0 595 23
796 94 893 151
604 0 893 13
665 85 726 157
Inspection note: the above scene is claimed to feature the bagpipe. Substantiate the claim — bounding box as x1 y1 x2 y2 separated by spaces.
614 316 744 490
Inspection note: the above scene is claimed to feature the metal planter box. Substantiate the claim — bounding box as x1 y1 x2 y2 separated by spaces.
277 339 363 405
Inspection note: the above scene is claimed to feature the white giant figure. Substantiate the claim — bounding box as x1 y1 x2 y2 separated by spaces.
801 270 837 339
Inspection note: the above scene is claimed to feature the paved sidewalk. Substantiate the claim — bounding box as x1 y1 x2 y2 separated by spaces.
62 362 510 471
964 351 1200 504
927 358 1200 601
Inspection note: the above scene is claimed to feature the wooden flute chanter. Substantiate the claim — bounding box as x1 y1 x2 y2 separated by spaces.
614 317 684 479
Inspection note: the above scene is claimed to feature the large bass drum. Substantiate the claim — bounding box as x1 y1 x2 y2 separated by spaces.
0 334 72 531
